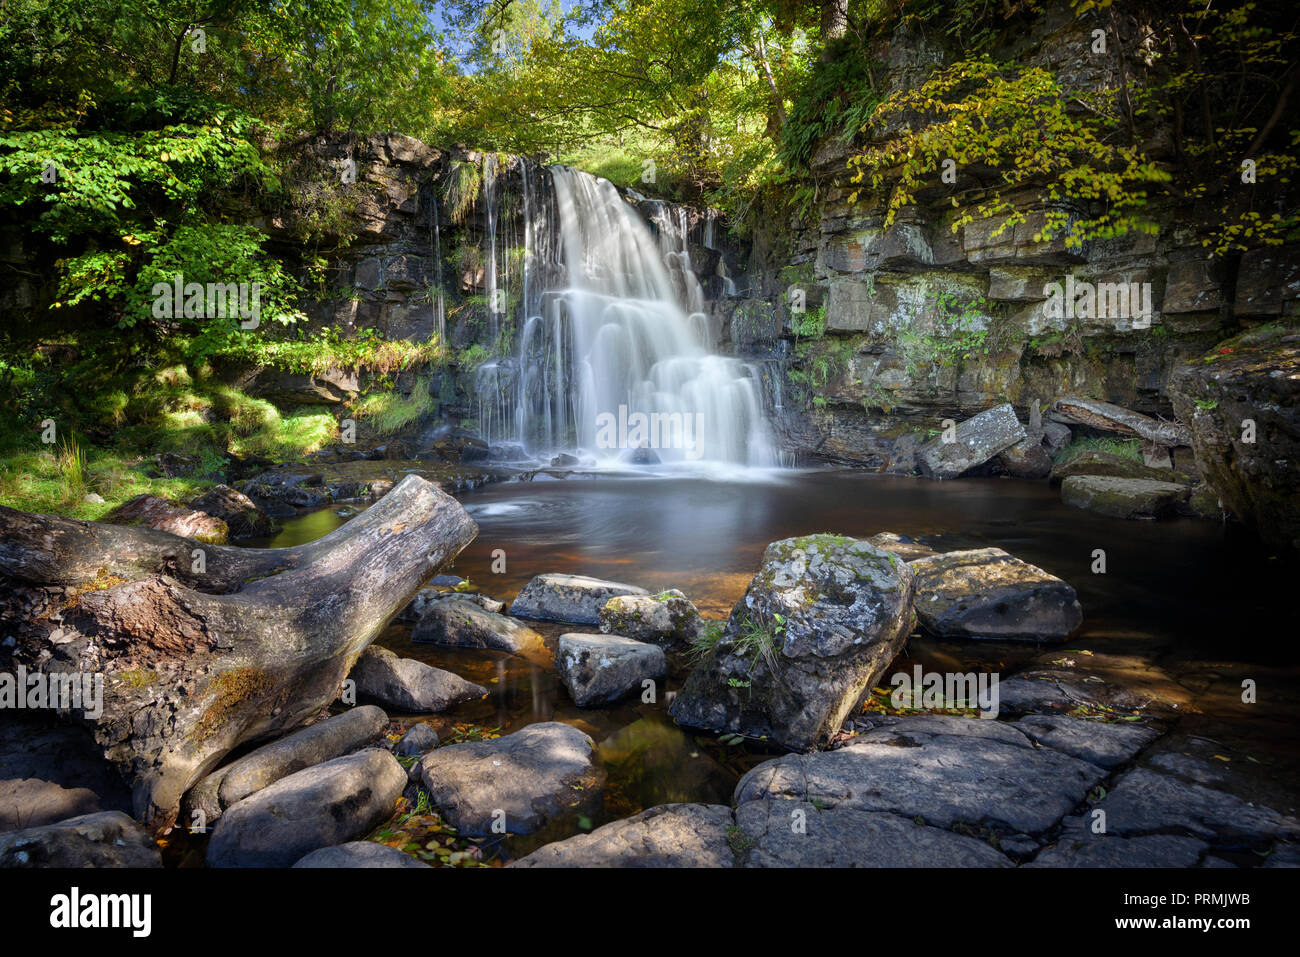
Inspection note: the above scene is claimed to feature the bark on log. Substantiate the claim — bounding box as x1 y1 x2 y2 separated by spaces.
2 475 476 833
0 473 454 592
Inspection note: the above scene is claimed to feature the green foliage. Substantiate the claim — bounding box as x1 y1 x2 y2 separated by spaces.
778 44 880 172
353 377 435 434
1054 435 1143 467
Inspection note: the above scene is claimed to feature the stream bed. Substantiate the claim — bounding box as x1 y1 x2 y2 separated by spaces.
261 468 1300 861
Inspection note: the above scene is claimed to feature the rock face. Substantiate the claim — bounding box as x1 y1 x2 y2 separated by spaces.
411 596 547 659
734 715 1106 835
206 749 406 867
908 547 1082 640
349 646 486 713
0 811 161 868
509 573 649 624
1051 396 1192 447
189 485 276 538
1169 325 1300 553
104 494 229 544
555 633 667 707
916 404 1027 479
511 803 736 868
670 534 916 750
1061 475 1190 519
598 590 706 648
185 705 388 825
293 841 428 868
417 722 604 837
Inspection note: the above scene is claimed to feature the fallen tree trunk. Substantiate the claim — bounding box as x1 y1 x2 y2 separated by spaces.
3 475 476 833
0 474 457 592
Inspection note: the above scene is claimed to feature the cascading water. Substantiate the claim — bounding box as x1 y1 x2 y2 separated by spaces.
475 163 777 469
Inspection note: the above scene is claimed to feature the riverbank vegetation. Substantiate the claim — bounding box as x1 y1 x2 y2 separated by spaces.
1 0 1296 515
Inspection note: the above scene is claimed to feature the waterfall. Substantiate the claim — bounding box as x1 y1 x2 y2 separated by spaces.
474 163 777 469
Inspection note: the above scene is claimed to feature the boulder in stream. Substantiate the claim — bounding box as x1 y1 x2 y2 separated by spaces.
189 484 276 538
206 749 406 867
1061 475 1190 519
669 534 916 751
293 841 428 868
909 547 1082 641
411 595 547 659
349 646 487 713
417 722 604 837
556 633 667 707
598 589 705 648
916 403 1028 479
509 573 649 625
184 705 388 826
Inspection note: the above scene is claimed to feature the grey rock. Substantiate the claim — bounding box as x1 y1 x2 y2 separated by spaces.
417 722 604 837
1093 768 1300 846
598 590 706 649
191 484 276 538
997 436 1054 478
206 749 406 867
916 404 1027 479
1061 475 1191 519
865 532 938 561
511 803 735 868
1030 832 1208 868
0 811 161 868
735 800 1013 868
186 705 388 825
395 722 439 757
509 573 649 624
1014 714 1159 768
735 719 1106 834
556 633 667 707
670 535 916 751
411 596 546 659
350 646 486 713
909 547 1082 640
293 841 429 868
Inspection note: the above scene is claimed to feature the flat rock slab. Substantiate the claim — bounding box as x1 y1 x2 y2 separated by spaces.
735 716 1106 834
909 547 1082 640
1092 767 1300 847
351 645 487 713
417 722 604 837
511 803 735 868
0 811 161 868
187 705 388 825
598 590 705 648
206 749 406 867
1050 450 1194 485
1030 830 1208 867
556 633 667 707
1061 475 1190 519
735 800 1012 868
411 596 547 660
999 651 1194 718
1014 714 1160 768
509 573 648 625
917 404 1027 479
293 841 429 868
